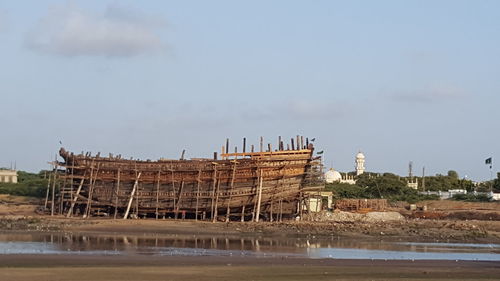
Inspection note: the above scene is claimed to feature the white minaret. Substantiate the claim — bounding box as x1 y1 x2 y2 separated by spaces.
355 151 365 176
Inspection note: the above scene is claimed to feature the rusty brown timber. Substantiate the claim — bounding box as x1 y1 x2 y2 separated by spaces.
53 140 323 221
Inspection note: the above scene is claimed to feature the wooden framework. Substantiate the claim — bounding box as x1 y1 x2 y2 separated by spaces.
50 136 323 221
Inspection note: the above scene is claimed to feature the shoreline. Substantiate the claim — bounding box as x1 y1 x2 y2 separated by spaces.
1 215 500 243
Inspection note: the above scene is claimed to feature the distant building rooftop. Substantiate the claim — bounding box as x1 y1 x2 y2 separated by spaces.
0 169 18 183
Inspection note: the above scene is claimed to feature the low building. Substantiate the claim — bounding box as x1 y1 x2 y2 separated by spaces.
0 169 18 183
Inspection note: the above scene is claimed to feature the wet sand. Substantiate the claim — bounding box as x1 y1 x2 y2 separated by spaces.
1 215 500 280
0 255 499 281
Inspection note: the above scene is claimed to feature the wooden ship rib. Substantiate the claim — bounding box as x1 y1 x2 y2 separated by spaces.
50 136 323 221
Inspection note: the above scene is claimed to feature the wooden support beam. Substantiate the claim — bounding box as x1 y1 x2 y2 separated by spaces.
212 176 221 222
84 164 100 219
113 169 121 219
225 160 237 222
175 180 185 219
44 167 52 210
50 162 58 216
155 169 161 220
170 169 177 215
59 171 67 215
255 169 263 222
123 172 142 219
66 177 85 217
210 166 217 221
195 169 201 221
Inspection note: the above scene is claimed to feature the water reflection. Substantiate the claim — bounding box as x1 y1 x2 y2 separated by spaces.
0 233 499 260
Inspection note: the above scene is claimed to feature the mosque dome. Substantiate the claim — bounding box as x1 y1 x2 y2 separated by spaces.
325 168 342 183
356 152 365 159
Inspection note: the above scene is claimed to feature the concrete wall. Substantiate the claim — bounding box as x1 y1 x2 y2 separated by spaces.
0 170 18 183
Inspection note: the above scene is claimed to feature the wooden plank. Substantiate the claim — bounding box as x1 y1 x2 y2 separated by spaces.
221 149 311 158
212 176 221 222
50 162 58 216
44 167 52 210
155 169 161 220
175 180 185 219
66 177 85 217
84 164 100 219
113 169 121 219
225 160 237 222
255 170 263 222
195 169 201 221
123 172 142 219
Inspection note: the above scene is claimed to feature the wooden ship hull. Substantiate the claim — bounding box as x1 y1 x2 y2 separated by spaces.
52 136 323 221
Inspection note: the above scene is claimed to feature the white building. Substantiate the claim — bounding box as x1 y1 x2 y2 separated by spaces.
355 152 365 176
0 169 18 183
325 151 366 185
325 168 356 184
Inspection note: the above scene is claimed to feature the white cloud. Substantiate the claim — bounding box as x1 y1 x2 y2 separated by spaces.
26 3 167 57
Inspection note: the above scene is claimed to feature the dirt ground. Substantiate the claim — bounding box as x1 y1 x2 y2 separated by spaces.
1 196 500 280
0 255 499 281
1 195 500 242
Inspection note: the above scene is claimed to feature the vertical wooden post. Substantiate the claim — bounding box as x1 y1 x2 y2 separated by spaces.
84 164 100 219
212 177 221 222
69 158 75 210
44 166 52 210
270 200 273 222
240 206 245 222
66 177 85 217
156 170 161 220
291 138 295 150
243 138 246 153
50 162 58 216
113 169 121 219
210 166 217 221
195 169 201 221
175 180 184 219
226 160 237 222
260 136 263 152
170 169 176 217
279 199 283 222
225 138 229 154
59 171 67 214
255 169 264 222
123 172 142 219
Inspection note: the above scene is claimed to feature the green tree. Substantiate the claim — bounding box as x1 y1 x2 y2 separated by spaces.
447 170 459 179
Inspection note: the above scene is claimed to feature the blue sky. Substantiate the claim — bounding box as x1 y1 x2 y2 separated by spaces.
0 1 499 180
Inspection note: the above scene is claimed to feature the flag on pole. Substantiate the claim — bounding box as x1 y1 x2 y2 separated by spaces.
485 157 492 169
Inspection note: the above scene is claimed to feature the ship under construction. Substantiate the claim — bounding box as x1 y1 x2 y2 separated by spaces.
47 136 323 222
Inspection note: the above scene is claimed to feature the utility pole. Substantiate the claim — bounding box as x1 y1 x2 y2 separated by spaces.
421 166 425 192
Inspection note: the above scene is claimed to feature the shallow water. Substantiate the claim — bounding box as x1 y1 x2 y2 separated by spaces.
0 232 499 261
